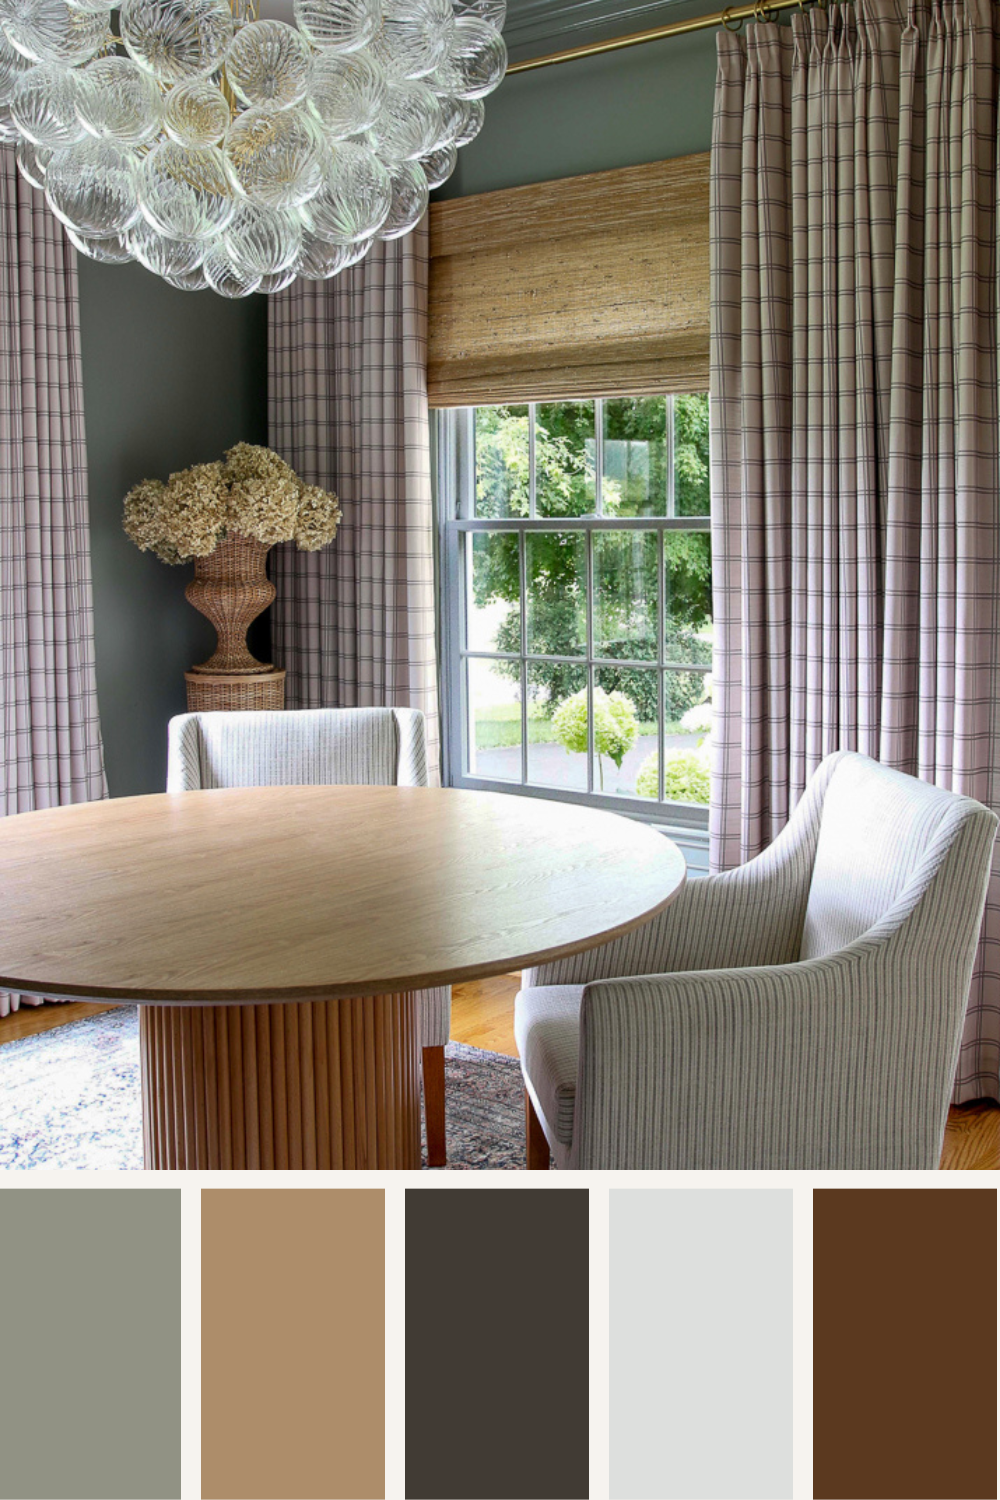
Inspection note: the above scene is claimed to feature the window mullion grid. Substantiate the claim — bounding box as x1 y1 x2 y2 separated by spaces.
459 407 475 520
470 649 663 669
585 525 594 796
594 397 603 516
519 527 528 786
455 516 709 532
451 397 709 828
460 527 471 656
456 410 472 780
451 518 469 784
665 392 675 519
528 402 537 519
657 523 665 805
459 529 471 779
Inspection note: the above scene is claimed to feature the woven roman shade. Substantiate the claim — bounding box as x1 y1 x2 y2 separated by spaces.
427 151 710 406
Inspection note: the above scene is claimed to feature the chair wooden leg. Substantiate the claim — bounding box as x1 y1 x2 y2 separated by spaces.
525 1087 551 1170
423 1044 447 1167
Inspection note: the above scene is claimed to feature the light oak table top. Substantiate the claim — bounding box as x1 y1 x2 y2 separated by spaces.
0 785 686 1005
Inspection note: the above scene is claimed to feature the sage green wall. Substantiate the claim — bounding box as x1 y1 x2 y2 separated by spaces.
78 259 266 798
436 21 717 202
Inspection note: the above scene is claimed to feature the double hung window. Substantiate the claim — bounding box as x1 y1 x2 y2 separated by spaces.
438 394 712 830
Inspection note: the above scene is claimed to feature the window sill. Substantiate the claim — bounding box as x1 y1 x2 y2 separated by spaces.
647 820 710 877
445 773 710 875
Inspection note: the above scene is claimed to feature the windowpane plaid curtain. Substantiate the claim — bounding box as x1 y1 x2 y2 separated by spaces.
0 146 107 1018
710 0 1000 1102
267 223 440 783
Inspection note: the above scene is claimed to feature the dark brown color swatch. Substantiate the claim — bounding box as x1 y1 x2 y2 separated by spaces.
202 1189 385 1500
814 1189 997 1500
406 1188 589 1499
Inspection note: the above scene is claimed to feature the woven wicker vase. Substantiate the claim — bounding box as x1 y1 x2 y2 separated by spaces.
186 532 275 675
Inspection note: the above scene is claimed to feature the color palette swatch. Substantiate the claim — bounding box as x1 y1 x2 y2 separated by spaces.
0 1183 995 1500
610 1188 793 1500
0 1189 181 1500
405 1188 590 1500
201 1189 384 1500
814 1188 997 1500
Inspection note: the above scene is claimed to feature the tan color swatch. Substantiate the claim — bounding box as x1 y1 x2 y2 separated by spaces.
202 1188 384 1500
814 1188 997 1500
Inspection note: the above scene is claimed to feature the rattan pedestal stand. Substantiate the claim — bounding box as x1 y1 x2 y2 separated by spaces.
185 668 286 712
184 532 286 712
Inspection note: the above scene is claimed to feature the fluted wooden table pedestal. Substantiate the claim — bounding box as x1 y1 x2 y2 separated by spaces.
140 992 421 1170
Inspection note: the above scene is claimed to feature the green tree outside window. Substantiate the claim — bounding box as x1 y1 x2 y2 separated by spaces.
472 396 712 729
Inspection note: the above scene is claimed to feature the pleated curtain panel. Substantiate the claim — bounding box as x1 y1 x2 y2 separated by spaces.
0 146 107 1018
710 0 1000 1101
267 222 441 782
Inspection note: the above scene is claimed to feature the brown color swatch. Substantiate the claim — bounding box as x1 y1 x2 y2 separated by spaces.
814 1189 997 1500
405 1188 589 1499
202 1189 384 1500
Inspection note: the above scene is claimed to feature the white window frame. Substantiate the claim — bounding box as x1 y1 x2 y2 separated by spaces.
435 402 711 857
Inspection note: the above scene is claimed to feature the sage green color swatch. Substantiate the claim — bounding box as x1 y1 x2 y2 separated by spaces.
0 1189 181 1500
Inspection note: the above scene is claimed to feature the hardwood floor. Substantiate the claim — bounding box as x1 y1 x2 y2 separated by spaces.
5 981 997 1169
451 973 525 1057
940 1098 1000 1171
452 973 1000 1171
0 999 118 1045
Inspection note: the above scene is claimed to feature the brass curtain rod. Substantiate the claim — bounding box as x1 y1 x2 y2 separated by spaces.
507 0 819 73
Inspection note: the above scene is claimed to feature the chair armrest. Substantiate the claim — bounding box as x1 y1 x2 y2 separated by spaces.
571 933 954 1170
521 757 842 989
522 844 810 987
166 714 204 792
393 708 429 787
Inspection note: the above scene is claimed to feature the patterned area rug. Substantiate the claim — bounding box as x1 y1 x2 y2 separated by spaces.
0 1007 526 1171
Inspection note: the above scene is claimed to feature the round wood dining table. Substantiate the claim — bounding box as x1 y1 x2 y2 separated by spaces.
0 785 686 1170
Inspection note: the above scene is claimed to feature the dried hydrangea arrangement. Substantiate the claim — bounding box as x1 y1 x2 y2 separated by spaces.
123 442 341 563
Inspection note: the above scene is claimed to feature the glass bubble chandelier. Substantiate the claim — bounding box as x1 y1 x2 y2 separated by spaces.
0 0 506 295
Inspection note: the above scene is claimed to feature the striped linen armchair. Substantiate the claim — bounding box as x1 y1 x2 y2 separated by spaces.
167 706 451 1165
516 752 997 1171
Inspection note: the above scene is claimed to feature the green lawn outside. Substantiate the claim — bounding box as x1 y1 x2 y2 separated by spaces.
473 703 677 749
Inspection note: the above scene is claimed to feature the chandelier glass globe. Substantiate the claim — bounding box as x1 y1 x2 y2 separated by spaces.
65 224 133 259
138 137 236 239
304 137 389 242
75 55 163 145
165 260 209 287
202 238 261 295
14 134 49 184
162 76 230 144
223 101 324 208
4 0 111 69
367 77 441 160
378 155 425 238
11 61 86 146
307 48 384 137
224 199 301 273
128 211 206 274
45 134 141 234
0 0 505 295
224 18 311 107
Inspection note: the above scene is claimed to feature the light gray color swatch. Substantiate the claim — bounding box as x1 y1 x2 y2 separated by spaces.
0 1189 181 1500
610 1189 792 1500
